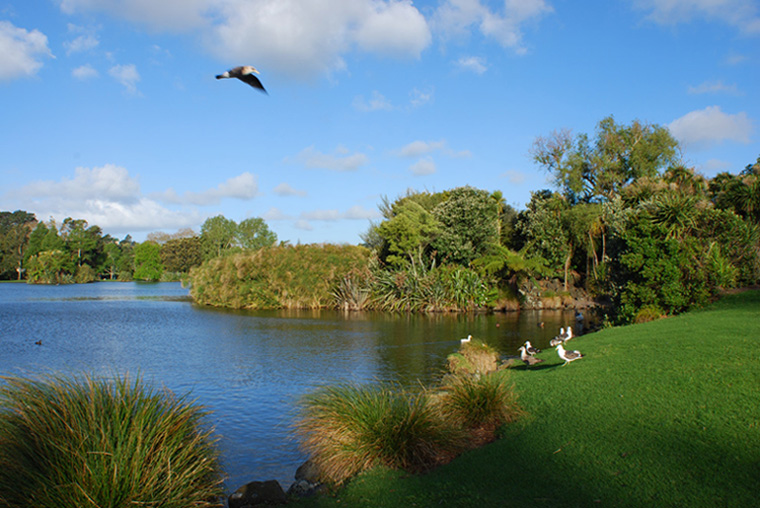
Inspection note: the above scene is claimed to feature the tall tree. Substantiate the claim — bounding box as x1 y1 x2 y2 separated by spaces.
133 241 164 281
531 116 680 202
376 200 441 270
161 237 203 273
0 211 37 279
200 215 237 260
236 218 277 250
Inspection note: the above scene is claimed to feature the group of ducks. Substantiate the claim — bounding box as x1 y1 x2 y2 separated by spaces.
518 326 583 367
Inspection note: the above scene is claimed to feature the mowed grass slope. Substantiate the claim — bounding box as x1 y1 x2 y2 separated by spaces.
297 290 760 507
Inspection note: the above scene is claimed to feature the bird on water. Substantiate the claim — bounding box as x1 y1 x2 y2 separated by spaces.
216 66 267 94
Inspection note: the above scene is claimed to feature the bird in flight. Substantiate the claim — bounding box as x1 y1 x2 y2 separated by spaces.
216 66 267 94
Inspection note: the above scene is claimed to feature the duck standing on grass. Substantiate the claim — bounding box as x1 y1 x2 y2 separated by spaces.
556 343 583 366
518 346 544 367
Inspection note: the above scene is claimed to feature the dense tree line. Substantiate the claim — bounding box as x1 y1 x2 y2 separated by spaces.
4 115 758 323
0 214 276 284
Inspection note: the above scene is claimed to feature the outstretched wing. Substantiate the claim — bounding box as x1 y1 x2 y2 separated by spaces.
239 73 267 94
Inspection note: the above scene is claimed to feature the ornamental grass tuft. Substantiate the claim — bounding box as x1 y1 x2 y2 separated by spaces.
295 383 466 485
0 373 224 508
434 371 523 431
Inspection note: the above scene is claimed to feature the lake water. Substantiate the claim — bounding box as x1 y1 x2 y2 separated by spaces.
0 281 585 493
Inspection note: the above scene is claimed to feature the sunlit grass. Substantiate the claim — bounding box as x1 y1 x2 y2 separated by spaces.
434 371 522 431
293 290 760 507
0 373 224 508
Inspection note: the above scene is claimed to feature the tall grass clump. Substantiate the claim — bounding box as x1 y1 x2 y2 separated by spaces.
446 339 500 376
434 371 522 432
295 384 466 485
0 374 224 508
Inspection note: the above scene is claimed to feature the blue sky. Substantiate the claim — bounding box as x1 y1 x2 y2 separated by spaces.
1 0 758 244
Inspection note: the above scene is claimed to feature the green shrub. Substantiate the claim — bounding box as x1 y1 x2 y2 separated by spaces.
0 374 224 508
295 384 465 485
434 371 522 431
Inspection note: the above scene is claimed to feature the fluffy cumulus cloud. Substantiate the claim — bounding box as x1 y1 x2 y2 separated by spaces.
295 145 369 172
57 0 431 78
64 24 100 55
396 139 471 158
72 63 99 80
409 157 437 175
154 172 259 205
13 164 200 235
210 0 431 78
0 21 54 81
273 183 307 197
668 106 753 149
632 0 760 34
456 55 487 74
433 0 553 52
108 63 140 94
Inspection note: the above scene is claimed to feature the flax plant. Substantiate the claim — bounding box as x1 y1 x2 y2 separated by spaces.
0 373 224 508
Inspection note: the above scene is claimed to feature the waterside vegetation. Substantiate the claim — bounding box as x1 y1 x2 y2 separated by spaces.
292 289 760 507
0 374 224 508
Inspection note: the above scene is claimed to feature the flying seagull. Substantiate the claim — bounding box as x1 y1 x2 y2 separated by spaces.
518 346 544 367
556 343 583 366
524 341 541 356
216 66 267 94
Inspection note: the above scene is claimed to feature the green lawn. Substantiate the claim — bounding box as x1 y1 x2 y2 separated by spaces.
296 290 760 507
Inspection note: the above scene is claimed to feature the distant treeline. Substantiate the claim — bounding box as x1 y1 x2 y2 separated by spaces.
3 116 759 323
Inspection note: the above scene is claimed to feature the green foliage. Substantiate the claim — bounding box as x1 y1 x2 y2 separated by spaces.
189 244 371 309
516 191 569 271
531 116 680 202
25 249 74 284
0 210 37 280
133 241 164 282
161 236 203 273
368 264 493 312
0 373 224 508
430 187 499 265
236 217 277 250
446 339 500 376
376 200 441 269
296 384 466 485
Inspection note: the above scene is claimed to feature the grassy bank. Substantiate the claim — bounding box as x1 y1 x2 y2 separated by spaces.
295 290 760 507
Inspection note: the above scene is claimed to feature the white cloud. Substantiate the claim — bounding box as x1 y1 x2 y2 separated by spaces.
632 0 760 34
72 64 99 80
301 205 380 221
668 106 753 149
410 157 437 175
409 87 434 108
273 182 307 197
57 0 434 79
353 90 394 112
262 207 292 221
12 164 200 235
0 21 54 81
108 63 140 94
687 80 740 95
502 169 526 184
59 0 214 32
209 0 431 78
64 34 99 55
295 145 369 172
154 172 259 205
433 0 553 52
396 139 471 159
456 55 487 74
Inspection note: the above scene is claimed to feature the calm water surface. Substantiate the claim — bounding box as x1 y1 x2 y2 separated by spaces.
0 282 585 492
